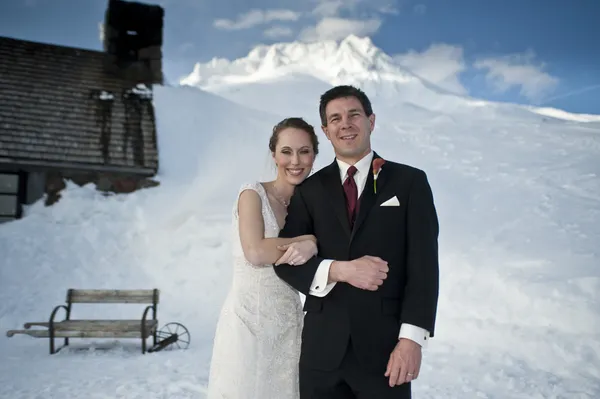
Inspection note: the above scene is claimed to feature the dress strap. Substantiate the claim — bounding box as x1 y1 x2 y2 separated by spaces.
233 181 267 218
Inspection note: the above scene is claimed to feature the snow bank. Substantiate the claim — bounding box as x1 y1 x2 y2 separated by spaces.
0 74 598 398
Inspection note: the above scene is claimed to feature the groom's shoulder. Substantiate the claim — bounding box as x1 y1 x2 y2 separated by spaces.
387 160 420 172
294 166 329 193
383 159 429 180
297 169 323 189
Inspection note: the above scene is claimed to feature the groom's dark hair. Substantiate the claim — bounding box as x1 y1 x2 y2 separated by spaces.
319 85 373 126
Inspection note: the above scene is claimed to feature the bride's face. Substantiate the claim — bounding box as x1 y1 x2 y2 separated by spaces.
272 127 316 186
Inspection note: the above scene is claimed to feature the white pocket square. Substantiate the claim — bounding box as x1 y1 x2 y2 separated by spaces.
380 196 400 206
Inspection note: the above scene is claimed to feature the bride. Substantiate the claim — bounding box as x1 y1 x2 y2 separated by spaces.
206 117 320 399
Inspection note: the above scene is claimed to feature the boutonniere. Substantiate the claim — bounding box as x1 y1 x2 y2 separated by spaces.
373 158 385 193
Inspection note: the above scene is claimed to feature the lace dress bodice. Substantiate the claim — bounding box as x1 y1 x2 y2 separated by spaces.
206 181 303 399
229 181 301 310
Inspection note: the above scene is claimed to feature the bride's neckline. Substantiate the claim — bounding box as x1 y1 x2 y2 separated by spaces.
271 183 290 207
259 182 287 229
261 182 290 208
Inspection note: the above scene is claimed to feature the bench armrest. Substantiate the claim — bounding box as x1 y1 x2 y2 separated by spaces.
49 305 70 325
141 304 156 336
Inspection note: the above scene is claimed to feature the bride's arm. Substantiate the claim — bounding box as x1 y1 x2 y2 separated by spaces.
238 189 315 266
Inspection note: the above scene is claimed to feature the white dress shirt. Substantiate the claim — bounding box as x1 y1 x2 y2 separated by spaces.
307 151 430 347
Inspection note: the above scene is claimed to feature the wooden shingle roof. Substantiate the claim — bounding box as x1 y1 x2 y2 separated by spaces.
0 36 158 175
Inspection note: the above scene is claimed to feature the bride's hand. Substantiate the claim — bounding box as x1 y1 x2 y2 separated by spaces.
275 240 317 266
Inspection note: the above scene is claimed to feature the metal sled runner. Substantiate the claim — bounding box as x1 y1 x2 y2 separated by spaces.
6 289 190 354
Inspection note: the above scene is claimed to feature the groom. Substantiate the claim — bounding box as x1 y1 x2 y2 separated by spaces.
274 85 439 398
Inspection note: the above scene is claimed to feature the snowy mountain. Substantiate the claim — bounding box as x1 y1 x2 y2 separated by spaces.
180 34 487 115
181 35 405 86
180 34 600 124
0 35 599 398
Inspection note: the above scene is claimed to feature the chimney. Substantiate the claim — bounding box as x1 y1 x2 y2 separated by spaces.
101 0 164 84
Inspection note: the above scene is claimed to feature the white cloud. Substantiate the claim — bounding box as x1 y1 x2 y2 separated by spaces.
98 21 105 42
299 0 394 41
213 0 396 43
312 0 348 18
300 17 382 42
263 26 294 39
312 0 361 18
379 4 400 15
542 84 600 104
394 44 468 94
214 9 301 31
310 0 397 17
474 51 559 103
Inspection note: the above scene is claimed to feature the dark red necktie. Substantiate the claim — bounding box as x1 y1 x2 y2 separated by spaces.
343 166 358 227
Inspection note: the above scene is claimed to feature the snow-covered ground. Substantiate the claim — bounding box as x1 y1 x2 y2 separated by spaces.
1 35 599 398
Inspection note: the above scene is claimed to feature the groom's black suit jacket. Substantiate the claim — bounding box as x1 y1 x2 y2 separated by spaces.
274 153 439 375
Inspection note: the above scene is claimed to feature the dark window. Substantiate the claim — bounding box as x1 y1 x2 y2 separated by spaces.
0 174 18 193
0 173 19 223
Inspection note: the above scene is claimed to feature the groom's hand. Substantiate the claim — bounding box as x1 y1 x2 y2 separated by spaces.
331 256 388 291
385 338 422 387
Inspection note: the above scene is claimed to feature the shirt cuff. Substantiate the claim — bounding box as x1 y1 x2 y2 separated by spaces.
308 259 336 297
399 323 430 348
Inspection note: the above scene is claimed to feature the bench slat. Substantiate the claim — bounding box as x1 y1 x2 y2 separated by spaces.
25 320 158 330
9 320 158 339
69 289 159 304
8 329 156 339
7 329 50 338
55 320 157 332
70 296 155 304
55 330 154 338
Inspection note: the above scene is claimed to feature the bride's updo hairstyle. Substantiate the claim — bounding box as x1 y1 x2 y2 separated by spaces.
269 117 319 156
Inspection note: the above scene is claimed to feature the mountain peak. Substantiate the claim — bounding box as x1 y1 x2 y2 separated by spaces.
339 34 376 52
180 34 407 89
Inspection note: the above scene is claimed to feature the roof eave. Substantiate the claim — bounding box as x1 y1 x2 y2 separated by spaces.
0 157 157 176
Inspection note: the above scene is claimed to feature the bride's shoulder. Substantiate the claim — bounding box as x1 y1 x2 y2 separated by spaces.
233 181 267 218
237 181 267 196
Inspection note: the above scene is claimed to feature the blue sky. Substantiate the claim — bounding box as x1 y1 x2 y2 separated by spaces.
1 0 598 114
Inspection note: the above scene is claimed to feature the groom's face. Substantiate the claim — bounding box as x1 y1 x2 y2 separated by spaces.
322 96 375 164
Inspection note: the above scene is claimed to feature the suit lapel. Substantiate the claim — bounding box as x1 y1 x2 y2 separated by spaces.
320 160 352 238
351 152 388 241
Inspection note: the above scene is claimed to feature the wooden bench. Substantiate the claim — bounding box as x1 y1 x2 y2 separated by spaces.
6 289 159 354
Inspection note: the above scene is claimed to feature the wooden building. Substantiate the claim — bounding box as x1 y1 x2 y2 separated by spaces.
0 0 164 223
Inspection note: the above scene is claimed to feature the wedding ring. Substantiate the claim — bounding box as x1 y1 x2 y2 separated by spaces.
407 373 414 376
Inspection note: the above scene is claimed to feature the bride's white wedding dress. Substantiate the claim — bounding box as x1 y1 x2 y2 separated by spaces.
206 181 303 399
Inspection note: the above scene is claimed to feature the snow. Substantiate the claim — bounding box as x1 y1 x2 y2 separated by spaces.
180 35 411 90
128 83 153 99
1 35 600 398
527 106 600 123
98 90 114 100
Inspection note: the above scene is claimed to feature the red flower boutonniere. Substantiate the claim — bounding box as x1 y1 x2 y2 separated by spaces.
373 158 385 193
